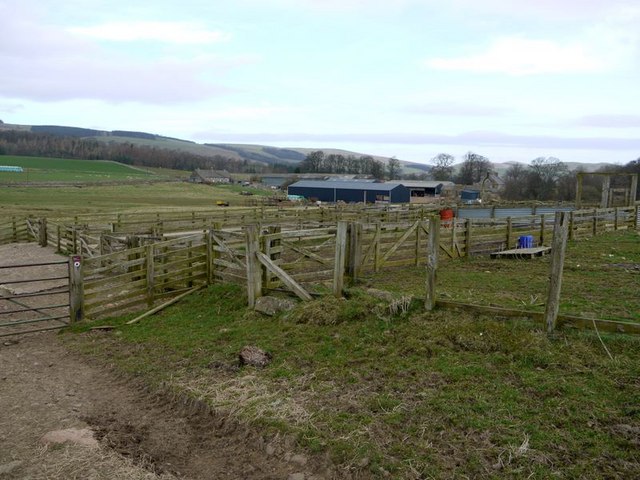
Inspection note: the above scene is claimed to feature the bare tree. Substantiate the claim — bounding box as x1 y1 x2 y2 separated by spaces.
387 157 402 180
502 163 529 200
455 152 492 185
430 153 454 181
527 157 568 200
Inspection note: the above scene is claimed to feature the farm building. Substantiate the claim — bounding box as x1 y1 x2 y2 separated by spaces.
189 169 234 184
260 173 367 189
400 181 454 203
460 189 481 204
0 165 24 172
287 180 410 203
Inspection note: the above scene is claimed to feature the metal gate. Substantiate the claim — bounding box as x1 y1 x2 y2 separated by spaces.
0 260 70 337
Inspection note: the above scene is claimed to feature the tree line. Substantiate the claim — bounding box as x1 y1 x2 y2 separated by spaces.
0 130 256 173
297 151 405 180
431 151 639 202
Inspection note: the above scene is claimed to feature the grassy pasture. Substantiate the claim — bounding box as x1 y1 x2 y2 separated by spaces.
0 179 272 216
365 231 640 323
67 230 640 479
0 155 157 183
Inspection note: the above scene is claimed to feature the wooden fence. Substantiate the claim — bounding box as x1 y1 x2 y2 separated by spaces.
8 205 637 258
259 225 339 291
78 229 250 320
83 234 208 319
0 218 30 244
3 205 638 321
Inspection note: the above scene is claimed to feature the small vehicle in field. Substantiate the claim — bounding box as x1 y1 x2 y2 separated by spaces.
216 200 229 206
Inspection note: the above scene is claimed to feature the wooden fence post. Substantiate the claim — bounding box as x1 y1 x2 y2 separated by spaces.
245 225 262 308
333 221 348 297
72 228 78 254
374 223 382 272
187 239 194 288
425 216 440 311
539 214 545 246
568 211 575 240
39 218 48 247
544 212 569 333
206 229 214 284
506 217 512 249
146 244 155 307
347 222 362 282
12 217 17 242
592 208 598 236
415 220 422 266
263 226 281 289
69 255 84 323
465 218 473 257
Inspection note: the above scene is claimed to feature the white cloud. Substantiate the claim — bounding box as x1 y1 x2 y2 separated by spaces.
0 5 246 104
198 131 640 151
574 114 640 128
403 102 511 117
426 37 605 75
0 54 235 103
0 102 24 114
200 105 300 121
69 21 230 45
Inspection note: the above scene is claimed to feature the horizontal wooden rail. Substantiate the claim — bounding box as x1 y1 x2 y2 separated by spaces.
436 300 640 335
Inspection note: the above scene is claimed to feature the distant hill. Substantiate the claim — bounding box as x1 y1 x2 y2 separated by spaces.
0 122 429 173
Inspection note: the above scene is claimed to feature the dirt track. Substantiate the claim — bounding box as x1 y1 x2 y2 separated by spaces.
0 333 325 479
0 243 329 480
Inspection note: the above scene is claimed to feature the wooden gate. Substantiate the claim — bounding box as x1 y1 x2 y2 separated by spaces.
0 260 70 337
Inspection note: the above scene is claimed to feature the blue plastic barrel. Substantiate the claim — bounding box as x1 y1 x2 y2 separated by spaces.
518 235 533 248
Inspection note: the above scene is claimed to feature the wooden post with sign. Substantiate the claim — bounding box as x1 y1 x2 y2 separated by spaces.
69 255 84 323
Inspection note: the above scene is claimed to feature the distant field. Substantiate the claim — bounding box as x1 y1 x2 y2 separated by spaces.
0 156 155 183
0 181 275 216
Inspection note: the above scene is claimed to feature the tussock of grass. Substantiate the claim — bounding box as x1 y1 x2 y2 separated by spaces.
285 290 389 325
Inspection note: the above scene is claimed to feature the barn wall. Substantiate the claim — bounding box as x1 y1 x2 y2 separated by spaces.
390 186 410 203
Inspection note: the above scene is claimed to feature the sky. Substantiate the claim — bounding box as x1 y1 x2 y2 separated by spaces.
1 0 640 165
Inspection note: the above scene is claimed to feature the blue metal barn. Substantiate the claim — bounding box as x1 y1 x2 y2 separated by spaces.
287 180 410 203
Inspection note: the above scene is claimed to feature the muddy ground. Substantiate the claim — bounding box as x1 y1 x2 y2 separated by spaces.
0 244 330 480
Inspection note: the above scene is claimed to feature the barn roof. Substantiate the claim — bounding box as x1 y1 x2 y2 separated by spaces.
400 181 452 189
288 180 404 191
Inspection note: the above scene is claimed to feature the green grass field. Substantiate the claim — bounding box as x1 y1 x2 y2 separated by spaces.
365 231 640 323
0 155 157 183
66 230 640 479
0 166 273 216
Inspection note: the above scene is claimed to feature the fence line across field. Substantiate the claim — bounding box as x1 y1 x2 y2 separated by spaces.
0 202 638 333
